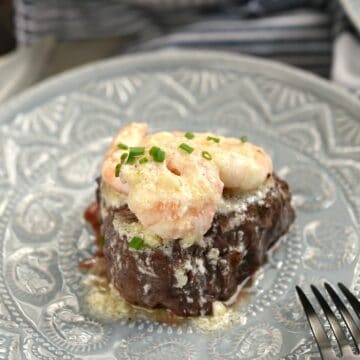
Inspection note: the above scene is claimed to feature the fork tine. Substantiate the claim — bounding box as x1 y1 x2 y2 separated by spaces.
311 285 353 356
296 286 337 359
325 282 360 352
338 283 360 319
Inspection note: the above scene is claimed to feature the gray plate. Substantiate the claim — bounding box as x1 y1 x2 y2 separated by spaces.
0 50 359 359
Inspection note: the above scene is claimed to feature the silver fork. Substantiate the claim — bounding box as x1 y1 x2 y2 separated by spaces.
296 283 360 359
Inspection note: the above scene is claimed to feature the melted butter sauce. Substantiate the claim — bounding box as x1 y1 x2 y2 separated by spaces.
218 176 274 214
84 274 246 332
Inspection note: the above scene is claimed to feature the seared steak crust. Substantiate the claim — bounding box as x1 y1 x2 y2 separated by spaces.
102 174 295 317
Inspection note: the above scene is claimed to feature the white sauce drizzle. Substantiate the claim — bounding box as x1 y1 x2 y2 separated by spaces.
84 275 241 331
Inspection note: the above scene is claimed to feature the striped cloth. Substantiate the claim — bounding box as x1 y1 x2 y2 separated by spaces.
13 0 161 44
137 10 332 77
12 0 360 91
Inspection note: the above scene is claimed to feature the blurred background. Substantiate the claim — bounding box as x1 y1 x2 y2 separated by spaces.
0 0 359 103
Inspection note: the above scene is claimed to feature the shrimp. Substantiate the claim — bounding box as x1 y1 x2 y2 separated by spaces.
122 151 223 241
214 141 272 191
101 123 148 194
192 134 273 191
101 123 272 241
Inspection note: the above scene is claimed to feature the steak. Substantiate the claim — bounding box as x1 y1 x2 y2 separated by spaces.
99 174 295 317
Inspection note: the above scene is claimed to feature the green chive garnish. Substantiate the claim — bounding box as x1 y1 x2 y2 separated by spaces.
129 147 145 157
240 135 248 143
185 131 194 140
139 157 148 164
115 163 121 177
179 143 194 154
98 235 106 249
126 156 136 164
117 143 128 150
149 146 160 157
149 146 166 162
207 136 220 143
120 153 128 162
125 147 145 164
202 151 212 160
154 150 165 162
115 153 128 176
129 236 144 250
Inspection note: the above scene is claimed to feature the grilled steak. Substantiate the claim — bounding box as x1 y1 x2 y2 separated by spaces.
101 174 295 317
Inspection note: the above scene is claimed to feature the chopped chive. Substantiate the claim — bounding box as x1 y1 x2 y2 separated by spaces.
115 163 121 177
98 235 106 249
124 147 145 164
153 149 165 162
126 155 136 164
179 143 194 154
129 236 144 250
129 146 145 157
207 136 220 143
115 153 128 176
185 131 194 140
240 135 248 143
149 146 166 162
120 153 128 162
139 157 148 164
202 151 212 160
117 143 128 150
149 146 160 157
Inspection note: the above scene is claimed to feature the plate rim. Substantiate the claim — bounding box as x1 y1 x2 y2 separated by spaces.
340 0 360 36
0 48 359 358
0 49 360 128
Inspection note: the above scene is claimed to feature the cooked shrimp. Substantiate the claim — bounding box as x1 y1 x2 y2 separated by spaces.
121 151 223 240
101 123 148 194
102 123 272 240
218 142 272 191
191 134 273 191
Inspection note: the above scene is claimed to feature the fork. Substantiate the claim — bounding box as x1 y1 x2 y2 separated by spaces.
296 283 360 359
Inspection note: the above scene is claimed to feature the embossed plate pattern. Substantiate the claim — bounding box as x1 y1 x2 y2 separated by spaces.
0 50 359 359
